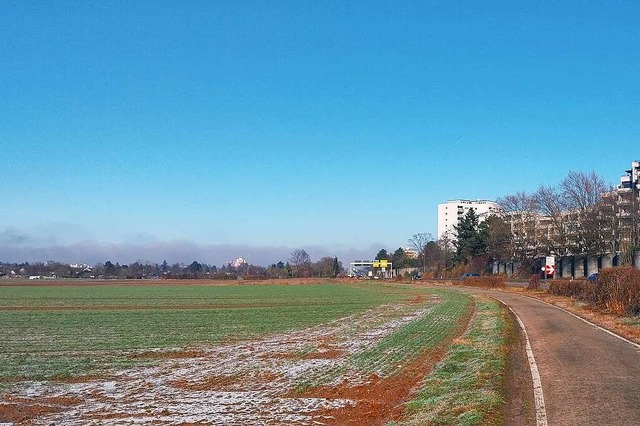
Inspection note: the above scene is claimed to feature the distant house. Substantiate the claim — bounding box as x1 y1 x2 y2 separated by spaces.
229 257 248 268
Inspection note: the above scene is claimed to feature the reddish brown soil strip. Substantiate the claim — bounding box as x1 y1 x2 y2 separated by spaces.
303 305 475 425
172 374 241 391
407 294 428 304
302 349 344 359
302 349 446 425
0 401 69 424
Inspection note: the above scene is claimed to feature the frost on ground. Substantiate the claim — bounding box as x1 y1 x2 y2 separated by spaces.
1 298 437 425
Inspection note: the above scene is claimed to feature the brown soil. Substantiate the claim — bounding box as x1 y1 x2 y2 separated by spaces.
300 302 475 425
0 403 60 423
0 395 82 424
301 349 344 359
406 294 428 304
172 374 241 391
303 349 449 425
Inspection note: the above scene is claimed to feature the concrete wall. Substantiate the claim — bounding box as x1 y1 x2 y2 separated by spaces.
492 252 640 277
586 256 599 277
561 257 572 278
573 256 585 278
505 261 513 276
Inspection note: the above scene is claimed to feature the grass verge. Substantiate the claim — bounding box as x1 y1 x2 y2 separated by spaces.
397 297 509 426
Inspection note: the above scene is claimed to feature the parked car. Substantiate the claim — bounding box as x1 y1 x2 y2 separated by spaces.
587 273 599 282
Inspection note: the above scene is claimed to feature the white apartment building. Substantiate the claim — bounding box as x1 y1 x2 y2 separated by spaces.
437 199 500 240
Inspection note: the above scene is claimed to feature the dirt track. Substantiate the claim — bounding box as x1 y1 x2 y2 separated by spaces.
467 288 640 425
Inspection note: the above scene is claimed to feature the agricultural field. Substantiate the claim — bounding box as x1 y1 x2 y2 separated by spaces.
0 281 512 425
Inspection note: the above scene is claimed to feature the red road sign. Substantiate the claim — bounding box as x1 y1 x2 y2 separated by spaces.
545 264 555 275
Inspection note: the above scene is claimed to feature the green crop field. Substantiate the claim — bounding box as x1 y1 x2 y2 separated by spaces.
0 283 406 381
0 282 513 425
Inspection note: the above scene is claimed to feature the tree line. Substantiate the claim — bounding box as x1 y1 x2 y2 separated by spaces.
0 251 345 280
376 170 631 278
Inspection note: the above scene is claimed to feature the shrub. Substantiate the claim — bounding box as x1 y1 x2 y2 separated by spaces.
591 268 640 316
528 274 541 290
460 276 506 288
548 279 594 300
446 264 466 279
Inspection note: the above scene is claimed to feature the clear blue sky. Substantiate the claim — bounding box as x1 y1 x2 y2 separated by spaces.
1 1 638 265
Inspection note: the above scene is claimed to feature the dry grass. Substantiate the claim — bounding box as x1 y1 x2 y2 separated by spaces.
458 276 506 288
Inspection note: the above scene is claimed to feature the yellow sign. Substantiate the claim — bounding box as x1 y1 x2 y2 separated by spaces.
373 261 380 268
380 260 388 268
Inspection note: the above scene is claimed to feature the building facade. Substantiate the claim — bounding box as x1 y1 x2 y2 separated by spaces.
437 199 500 240
616 160 640 255
500 160 640 275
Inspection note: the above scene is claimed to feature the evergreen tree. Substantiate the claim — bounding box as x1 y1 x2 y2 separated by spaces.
375 249 390 261
453 209 487 263
332 257 340 277
391 247 408 269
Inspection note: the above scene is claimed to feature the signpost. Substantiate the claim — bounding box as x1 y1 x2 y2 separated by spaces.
542 256 555 279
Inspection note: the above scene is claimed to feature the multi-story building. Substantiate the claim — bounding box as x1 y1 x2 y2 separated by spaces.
614 160 640 255
437 199 500 240
503 160 640 273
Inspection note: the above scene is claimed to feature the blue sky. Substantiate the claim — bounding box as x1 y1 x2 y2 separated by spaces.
1 1 639 265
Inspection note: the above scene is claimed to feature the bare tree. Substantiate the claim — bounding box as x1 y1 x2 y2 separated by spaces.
289 249 311 266
481 214 512 262
497 191 540 266
560 171 608 255
424 240 448 277
289 249 312 277
533 185 570 256
561 171 606 211
437 231 456 271
314 256 342 278
408 232 433 273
